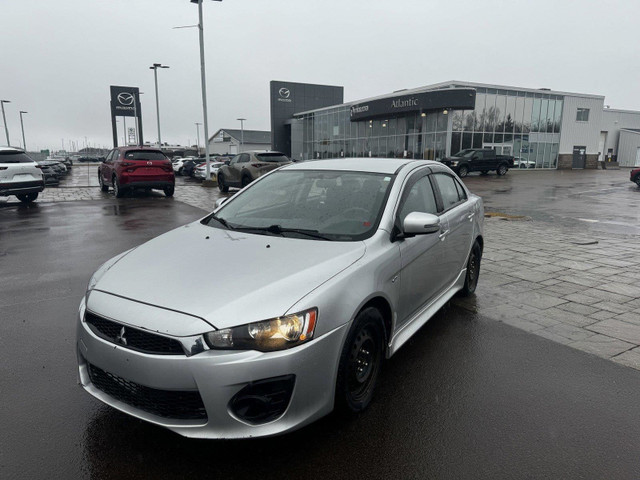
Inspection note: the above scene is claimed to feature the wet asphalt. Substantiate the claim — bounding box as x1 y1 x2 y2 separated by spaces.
1 179 640 479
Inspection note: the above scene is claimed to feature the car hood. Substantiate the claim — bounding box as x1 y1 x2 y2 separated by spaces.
94 222 366 330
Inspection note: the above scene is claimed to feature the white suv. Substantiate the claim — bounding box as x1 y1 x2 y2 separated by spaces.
0 147 45 203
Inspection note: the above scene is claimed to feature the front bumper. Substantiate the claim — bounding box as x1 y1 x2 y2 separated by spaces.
0 179 45 196
76 298 347 438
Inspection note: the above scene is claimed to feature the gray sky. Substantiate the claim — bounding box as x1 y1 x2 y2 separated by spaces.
2 0 639 152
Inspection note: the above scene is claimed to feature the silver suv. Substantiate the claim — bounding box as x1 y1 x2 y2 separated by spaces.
217 150 290 191
0 147 45 203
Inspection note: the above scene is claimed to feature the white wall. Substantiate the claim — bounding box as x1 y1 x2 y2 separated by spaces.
600 109 640 155
559 95 605 154
617 130 640 167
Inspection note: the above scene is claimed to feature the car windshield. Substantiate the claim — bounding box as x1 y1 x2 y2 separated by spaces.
0 151 34 163
256 153 289 162
453 149 475 158
124 150 167 160
203 170 394 241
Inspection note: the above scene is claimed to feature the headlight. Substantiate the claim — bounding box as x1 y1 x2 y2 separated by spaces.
450 161 459 166
204 308 317 352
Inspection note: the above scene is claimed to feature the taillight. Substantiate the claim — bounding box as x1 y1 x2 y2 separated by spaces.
253 163 267 168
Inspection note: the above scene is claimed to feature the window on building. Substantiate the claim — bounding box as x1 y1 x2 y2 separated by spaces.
576 108 590 122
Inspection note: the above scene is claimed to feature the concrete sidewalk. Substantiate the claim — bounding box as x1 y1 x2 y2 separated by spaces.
454 216 640 370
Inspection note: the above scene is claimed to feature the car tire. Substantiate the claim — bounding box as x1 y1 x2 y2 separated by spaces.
99 172 108 192
16 192 38 203
335 307 385 413
164 186 175 197
241 174 252 188
459 241 482 297
113 176 124 198
497 164 508 176
458 165 469 178
635 176 640 187
218 174 229 193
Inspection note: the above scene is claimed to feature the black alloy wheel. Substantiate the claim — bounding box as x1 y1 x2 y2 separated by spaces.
113 176 124 198
16 192 38 203
336 307 384 413
99 171 108 192
218 173 229 193
497 164 508 176
460 241 482 296
458 165 469 178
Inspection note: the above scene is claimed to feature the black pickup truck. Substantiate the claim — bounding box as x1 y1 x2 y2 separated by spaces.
440 149 514 178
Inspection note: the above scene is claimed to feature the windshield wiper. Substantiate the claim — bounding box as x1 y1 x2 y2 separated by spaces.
234 224 332 240
207 214 234 230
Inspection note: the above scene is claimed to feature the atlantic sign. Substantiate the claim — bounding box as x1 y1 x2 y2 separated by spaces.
349 88 476 121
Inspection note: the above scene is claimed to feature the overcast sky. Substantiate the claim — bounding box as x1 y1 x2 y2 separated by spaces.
2 0 639 152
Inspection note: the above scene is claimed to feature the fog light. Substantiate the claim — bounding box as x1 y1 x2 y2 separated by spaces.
228 375 295 425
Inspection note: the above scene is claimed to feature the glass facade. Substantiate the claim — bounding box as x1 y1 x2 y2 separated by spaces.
297 86 564 169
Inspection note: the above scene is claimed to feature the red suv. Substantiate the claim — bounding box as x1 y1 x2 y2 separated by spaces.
631 167 640 187
99 147 175 198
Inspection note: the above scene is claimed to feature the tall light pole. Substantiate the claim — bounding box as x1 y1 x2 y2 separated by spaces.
19 111 28 151
237 118 246 153
195 122 202 155
149 63 169 147
1 100 11 146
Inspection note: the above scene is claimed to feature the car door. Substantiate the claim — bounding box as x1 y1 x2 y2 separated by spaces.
226 154 242 185
472 150 485 171
396 171 450 329
101 150 115 184
432 172 475 285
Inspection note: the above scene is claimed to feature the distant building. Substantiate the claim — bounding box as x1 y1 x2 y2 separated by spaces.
207 129 271 155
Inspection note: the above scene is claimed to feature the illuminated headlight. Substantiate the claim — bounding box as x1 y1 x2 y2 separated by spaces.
204 308 317 352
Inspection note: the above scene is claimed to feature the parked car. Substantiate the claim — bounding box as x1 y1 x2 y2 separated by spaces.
77 157 484 439
44 159 68 175
181 158 202 177
37 162 60 185
194 161 224 180
98 147 175 197
217 151 291 192
440 148 514 177
631 167 640 187
0 147 45 203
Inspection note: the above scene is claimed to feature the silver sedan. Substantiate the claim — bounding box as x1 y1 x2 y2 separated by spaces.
76 158 484 438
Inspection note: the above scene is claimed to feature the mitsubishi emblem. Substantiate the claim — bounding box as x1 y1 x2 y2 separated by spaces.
115 326 127 346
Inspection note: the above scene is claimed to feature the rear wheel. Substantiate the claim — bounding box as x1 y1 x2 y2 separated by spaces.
16 192 38 203
99 172 108 192
164 185 175 197
497 164 508 176
460 241 482 296
218 173 229 193
458 165 469 178
635 176 640 187
113 176 124 198
335 307 385 413
241 174 252 188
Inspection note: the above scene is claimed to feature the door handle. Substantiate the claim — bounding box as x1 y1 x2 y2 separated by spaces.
439 229 449 240
467 212 475 220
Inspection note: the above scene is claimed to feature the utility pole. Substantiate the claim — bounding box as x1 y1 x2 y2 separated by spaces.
195 122 202 155
237 118 246 153
19 111 28 151
149 63 169 147
1 100 11 146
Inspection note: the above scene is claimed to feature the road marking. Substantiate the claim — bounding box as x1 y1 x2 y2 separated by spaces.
577 218 599 223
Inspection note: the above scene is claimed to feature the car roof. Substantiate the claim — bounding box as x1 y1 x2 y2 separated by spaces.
282 157 436 175
0 146 26 153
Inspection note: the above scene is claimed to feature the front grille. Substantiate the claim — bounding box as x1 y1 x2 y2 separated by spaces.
85 312 185 355
87 362 207 421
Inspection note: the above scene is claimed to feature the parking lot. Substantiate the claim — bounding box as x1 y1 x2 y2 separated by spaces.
1 166 640 479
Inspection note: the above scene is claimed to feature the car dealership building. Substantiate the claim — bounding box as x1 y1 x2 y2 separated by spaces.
270 80 640 169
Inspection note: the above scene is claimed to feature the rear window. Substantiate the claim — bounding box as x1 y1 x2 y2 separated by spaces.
256 153 289 163
124 150 167 161
0 151 34 164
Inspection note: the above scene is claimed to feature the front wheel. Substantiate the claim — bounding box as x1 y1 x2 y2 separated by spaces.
218 174 229 193
113 176 124 198
457 165 469 178
164 185 174 197
16 192 38 203
335 307 385 413
635 176 640 187
459 241 482 296
99 172 108 192
241 175 252 188
497 164 508 176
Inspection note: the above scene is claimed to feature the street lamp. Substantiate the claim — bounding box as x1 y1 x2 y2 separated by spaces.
149 63 169 147
237 118 246 152
190 0 222 186
195 122 202 155
1 100 11 146
19 111 28 151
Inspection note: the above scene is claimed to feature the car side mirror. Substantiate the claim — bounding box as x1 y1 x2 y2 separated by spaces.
215 198 227 209
403 212 441 236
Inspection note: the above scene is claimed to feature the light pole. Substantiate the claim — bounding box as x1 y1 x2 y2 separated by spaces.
149 63 169 147
1 100 11 146
19 111 27 151
190 0 222 186
133 91 144 146
237 118 246 153
195 122 202 155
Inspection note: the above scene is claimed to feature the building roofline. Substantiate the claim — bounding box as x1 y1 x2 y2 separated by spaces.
603 107 640 115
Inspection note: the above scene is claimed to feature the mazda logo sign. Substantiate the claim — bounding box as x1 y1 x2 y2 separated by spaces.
279 88 290 99
117 93 135 106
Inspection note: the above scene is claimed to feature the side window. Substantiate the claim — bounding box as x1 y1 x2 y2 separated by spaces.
105 150 115 163
474 151 483 160
453 177 467 201
239 153 250 163
398 176 438 225
433 173 463 210
229 155 241 165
